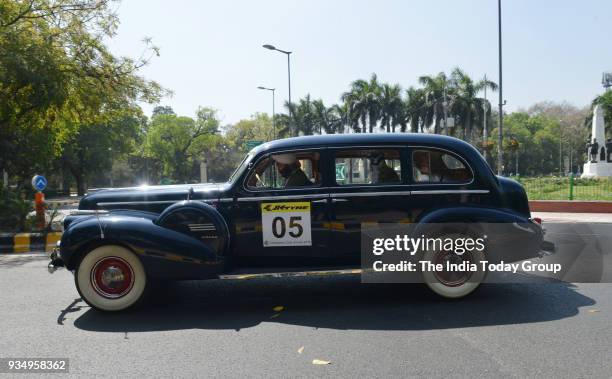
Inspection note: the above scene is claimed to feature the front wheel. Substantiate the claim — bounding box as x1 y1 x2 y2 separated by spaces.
75 245 147 312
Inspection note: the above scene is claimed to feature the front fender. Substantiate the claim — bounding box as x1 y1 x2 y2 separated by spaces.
60 212 224 279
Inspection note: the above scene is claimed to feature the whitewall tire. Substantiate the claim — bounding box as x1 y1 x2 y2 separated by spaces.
422 239 487 299
76 245 147 312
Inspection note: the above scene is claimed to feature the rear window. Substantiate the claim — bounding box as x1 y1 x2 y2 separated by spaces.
412 149 472 183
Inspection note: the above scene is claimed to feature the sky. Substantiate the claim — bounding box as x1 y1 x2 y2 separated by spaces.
107 0 612 125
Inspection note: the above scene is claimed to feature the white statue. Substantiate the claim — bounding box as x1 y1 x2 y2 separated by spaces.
582 104 612 177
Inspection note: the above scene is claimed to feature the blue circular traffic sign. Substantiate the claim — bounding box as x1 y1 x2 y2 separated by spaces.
31 175 48 192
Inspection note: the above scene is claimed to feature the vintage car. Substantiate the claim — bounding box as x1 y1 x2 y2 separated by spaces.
49 134 553 311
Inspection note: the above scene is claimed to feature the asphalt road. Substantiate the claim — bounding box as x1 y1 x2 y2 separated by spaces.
1 223 611 378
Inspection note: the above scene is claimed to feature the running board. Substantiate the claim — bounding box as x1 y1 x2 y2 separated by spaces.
219 268 362 280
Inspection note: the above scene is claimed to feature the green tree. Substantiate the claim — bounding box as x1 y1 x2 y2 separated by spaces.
0 0 162 189
224 113 275 149
145 108 219 183
61 106 145 194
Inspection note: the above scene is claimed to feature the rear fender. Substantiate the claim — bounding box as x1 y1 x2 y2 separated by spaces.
414 206 543 262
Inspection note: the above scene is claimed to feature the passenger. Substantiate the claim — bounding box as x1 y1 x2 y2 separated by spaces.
273 154 311 187
413 151 441 182
369 153 399 183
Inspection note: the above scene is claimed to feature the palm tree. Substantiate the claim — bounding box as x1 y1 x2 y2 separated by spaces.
278 95 314 136
341 73 382 133
379 83 403 132
404 87 427 133
418 72 449 134
450 68 497 142
312 99 345 134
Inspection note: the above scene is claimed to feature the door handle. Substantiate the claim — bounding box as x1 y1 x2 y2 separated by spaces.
331 198 348 203
311 199 328 203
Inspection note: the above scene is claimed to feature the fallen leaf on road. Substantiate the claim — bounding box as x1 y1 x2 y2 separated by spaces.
297 346 304 354
273 305 285 312
587 309 600 313
312 359 331 365
270 313 280 319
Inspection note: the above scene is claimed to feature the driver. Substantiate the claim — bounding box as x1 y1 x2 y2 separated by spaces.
273 154 311 187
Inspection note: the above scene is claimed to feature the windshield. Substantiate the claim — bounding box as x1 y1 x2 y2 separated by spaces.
228 153 252 183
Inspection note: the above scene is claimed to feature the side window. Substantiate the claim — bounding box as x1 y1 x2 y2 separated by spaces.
335 149 401 185
412 149 473 183
246 151 321 190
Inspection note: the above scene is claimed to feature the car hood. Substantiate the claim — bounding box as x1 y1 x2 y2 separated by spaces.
79 183 230 210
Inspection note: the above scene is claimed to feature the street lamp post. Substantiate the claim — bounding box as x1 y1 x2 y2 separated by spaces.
257 86 276 140
263 44 293 136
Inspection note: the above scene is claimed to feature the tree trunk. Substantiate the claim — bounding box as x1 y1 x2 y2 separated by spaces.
465 110 472 142
361 115 367 133
75 174 85 196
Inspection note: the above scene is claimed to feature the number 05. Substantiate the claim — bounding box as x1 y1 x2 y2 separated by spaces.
272 216 303 238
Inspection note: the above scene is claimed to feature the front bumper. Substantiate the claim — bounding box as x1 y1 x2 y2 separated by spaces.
48 247 65 274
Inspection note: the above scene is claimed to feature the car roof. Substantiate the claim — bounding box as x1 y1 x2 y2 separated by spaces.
250 133 478 155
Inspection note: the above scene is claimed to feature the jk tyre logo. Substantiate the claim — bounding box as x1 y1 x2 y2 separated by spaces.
262 203 310 212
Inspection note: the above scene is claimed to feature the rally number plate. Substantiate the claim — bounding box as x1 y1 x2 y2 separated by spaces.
261 202 312 247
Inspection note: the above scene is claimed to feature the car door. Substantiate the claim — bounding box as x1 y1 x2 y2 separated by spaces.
230 148 332 263
406 146 487 219
327 146 412 260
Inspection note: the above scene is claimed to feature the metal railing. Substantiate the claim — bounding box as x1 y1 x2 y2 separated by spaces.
516 175 612 201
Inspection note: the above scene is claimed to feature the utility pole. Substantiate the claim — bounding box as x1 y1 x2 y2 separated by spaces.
483 74 488 161
559 123 563 176
443 84 448 135
497 0 504 175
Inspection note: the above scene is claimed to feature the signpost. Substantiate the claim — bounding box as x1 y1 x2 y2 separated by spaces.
245 140 264 151
31 175 47 229
335 163 346 183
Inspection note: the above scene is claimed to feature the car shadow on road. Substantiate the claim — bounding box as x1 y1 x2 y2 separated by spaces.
72 274 596 333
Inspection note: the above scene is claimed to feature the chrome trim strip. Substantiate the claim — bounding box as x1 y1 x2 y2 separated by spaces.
69 210 109 215
237 194 328 202
410 190 489 195
218 198 234 202
330 191 412 198
97 199 219 207
98 200 178 206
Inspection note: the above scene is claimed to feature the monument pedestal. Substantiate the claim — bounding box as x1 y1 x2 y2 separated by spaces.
581 162 612 178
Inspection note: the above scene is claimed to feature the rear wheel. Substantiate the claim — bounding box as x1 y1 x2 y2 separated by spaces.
75 245 147 312
422 233 486 299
